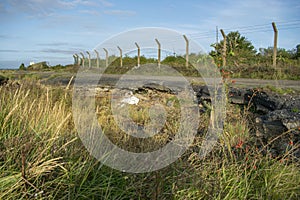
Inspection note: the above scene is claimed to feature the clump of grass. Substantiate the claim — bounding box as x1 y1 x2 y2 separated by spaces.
0 81 69 198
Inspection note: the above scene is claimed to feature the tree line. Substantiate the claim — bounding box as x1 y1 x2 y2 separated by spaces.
209 31 300 79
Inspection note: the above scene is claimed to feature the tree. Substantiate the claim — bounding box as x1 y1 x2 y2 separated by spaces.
258 47 296 64
19 63 26 70
296 44 300 59
210 31 257 70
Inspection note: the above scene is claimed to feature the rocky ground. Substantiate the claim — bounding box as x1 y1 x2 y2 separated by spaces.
233 87 300 159
94 83 300 160
195 85 300 160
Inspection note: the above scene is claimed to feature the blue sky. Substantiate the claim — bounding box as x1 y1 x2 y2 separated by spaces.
0 0 299 69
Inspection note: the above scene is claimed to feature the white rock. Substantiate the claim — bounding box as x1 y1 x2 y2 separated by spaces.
121 96 139 105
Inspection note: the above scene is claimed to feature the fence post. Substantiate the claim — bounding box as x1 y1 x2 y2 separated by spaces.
103 48 108 68
220 29 227 67
94 50 99 68
272 22 278 69
80 52 85 67
86 51 91 68
73 54 76 65
155 38 161 69
117 46 123 67
135 42 140 67
183 35 189 67
74 54 80 66
73 54 79 65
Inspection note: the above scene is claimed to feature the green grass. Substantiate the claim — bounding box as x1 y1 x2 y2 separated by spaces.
229 65 300 80
264 84 296 95
0 80 300 199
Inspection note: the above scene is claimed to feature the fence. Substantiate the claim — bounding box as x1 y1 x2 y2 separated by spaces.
73 21 294 70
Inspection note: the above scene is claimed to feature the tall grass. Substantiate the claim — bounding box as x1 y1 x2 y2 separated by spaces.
0 81 133 199
1 80 300 199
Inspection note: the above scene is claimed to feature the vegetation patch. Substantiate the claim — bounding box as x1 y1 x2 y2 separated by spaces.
1 79 300 199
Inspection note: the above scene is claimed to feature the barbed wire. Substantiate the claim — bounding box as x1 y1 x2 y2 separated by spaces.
77 20 299 56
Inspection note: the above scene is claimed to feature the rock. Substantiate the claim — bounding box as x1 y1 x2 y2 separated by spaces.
259 109 300 129
143 83 173 93
228 87 246 104
228 88 280 112
228 87 300 130
121 95 139 105
282 96 300 110
226 87 300 159
192 85 216 103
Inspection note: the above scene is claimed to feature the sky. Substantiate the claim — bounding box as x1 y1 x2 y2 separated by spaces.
0 0 299 69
